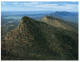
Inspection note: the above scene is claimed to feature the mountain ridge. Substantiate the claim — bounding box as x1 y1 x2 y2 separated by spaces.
2 16 78 60
39 15 77 32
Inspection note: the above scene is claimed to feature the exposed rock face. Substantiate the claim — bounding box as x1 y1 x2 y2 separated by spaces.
2 16 78 60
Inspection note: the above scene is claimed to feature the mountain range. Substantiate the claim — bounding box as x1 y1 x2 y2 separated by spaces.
50 11 78 23
1 15 78 60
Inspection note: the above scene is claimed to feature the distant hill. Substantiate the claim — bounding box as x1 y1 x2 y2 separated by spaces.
2 16 78 60
50 11 78 23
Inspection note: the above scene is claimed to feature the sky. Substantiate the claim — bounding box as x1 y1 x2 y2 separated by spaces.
1 1 78 12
